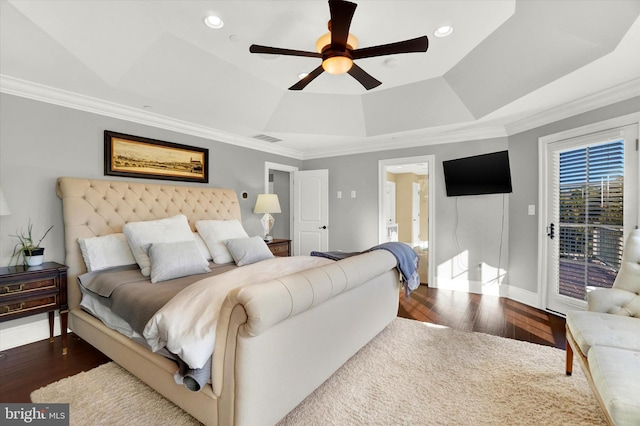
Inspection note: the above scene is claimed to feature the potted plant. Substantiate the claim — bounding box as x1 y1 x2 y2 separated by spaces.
10 220 54 266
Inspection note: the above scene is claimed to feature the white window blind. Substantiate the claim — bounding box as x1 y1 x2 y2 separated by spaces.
557 139 625 298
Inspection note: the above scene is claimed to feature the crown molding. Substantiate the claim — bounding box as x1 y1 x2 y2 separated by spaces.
2 74 637 161
505 78 640 136
0 75 304 160
301 126 508 160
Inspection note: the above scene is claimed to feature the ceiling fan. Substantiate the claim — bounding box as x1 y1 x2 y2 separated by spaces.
249 0 429 91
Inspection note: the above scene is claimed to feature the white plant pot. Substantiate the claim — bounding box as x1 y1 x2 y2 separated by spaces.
25 254 44 266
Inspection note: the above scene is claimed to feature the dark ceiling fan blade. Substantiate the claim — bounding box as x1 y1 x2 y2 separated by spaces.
351 36 428 60
289 65 325 91
250 44 321 58
347 63 381 90
329 0 357 50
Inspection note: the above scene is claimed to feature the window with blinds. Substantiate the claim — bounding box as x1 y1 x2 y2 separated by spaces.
557 139 624 300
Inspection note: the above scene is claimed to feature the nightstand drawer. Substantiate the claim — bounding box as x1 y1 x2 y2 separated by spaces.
0 278 57 295
267 239 291 257
270 244 289 255
0 293 58 318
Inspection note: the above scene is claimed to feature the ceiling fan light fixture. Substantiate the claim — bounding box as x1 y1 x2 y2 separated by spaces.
315 32 359 53
434 25 453 38
204 14 224 29
322 56 353 74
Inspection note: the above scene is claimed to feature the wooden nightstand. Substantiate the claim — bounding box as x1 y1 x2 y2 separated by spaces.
267 239 291 257
0 262 69 354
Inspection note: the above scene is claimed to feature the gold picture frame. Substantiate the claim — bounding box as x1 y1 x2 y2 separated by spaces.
104 131 208 183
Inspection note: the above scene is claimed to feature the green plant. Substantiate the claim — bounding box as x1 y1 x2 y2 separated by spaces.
9 219 53 266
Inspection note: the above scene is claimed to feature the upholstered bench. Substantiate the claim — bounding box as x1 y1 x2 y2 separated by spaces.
566 311 640 356
588 345 640 426
565 229 640 426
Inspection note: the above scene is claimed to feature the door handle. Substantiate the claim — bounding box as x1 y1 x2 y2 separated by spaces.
318 226 327 229
547 223 555 240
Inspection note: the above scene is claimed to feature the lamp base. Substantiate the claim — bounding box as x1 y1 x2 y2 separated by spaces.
261 213 275 241
264 235 274 242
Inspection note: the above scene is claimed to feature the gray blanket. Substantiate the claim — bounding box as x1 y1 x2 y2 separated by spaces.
78 263 236 335
78 262 237 392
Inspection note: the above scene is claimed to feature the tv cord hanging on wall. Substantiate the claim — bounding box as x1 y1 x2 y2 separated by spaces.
452 194 508 284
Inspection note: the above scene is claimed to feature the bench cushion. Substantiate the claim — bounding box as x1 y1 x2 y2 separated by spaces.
588 346 640 426
566 311 640 355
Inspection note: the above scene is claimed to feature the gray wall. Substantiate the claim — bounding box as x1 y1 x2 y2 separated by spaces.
0 93 302 268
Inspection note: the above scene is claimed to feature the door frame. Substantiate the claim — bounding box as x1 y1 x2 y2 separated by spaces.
264 161 298 246
536 112 640 311
378 155 436 286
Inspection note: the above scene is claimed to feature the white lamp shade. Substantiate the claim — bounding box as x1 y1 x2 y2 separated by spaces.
254 194 281 214
0 185 10 216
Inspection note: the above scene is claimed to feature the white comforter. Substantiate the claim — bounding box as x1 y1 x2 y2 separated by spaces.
143 256 332 369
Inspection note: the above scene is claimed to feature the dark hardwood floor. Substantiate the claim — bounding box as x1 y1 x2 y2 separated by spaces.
0 286 566 403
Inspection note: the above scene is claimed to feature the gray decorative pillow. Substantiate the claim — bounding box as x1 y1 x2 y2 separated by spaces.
123 214 196 276
147 240 211 283
225 236 274 266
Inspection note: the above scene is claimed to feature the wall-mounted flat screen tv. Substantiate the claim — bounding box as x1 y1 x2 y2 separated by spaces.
443 150 513 196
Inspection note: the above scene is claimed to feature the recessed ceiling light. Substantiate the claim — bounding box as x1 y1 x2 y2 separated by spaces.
434 25 453 38
384 58 398 68
204 14 224 29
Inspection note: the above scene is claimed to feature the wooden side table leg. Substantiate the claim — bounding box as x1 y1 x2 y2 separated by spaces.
48 311 55 343
61 309 69 355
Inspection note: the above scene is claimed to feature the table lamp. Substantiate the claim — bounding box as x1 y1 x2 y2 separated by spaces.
254 194 281 242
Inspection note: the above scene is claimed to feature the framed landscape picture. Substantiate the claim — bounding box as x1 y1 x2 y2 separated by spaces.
104 131 208 183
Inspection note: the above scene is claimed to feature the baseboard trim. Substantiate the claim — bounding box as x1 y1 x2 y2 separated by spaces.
0 313 62 351
432 277 540 309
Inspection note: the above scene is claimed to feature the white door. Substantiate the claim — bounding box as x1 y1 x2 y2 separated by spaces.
542 123 638 314
293 170 329 255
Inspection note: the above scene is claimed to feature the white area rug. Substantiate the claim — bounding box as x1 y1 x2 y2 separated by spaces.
32 317 606 425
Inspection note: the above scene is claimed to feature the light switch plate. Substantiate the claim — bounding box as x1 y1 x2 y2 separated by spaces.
528 205 535 215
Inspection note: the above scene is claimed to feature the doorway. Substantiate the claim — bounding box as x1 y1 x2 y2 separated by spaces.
538 114 639 314
264 162 329 255
264 162 298 248
379 155 435 285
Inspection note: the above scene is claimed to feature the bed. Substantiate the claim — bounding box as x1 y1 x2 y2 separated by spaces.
56 176 401 426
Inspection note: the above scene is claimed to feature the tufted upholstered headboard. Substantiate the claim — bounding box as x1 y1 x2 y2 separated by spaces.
56 176 241 309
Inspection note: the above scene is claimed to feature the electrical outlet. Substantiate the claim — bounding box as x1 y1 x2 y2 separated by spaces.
351 190 356 198
337 191 342 199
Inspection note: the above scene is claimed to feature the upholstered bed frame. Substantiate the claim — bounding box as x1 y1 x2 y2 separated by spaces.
56 176 400 425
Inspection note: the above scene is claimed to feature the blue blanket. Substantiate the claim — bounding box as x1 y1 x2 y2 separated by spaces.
311 242 420 298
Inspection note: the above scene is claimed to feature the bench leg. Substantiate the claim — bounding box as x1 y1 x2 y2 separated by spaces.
565 338 573 376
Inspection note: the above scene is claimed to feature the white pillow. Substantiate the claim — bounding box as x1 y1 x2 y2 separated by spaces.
123 214 195 276
194 232 212 261
147 240 210 283
225 236 274 266
196 219 249 264
78 233 136 272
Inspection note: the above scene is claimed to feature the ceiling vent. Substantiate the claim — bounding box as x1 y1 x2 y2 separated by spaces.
253 134 282 143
